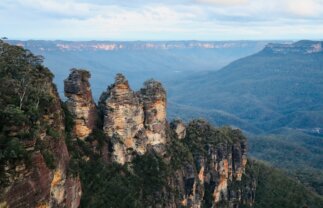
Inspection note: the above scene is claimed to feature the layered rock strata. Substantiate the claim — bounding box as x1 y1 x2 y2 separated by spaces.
99 74 167 164
64 69 97 140
1 79 82 208
169 121 253 208
170 119 186 140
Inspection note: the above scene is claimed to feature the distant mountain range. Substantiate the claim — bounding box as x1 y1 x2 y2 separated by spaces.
6 40 281 99
2 40 323 207
167 40 323 195
5 39 323 195
168 40 323 134
8 40 278 52
265 40 323 54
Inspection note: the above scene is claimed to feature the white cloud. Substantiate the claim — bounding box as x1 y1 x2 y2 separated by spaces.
196 0 249 6
1 0 323 40
16 0 99 17
285 0 322 17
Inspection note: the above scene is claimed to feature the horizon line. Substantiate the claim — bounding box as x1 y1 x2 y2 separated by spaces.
4 38 310 42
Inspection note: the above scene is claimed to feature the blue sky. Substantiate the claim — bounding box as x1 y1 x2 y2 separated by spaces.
1 0 323 40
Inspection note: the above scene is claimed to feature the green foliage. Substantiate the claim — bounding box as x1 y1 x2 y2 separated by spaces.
77 139 95 157
0 137 28 161
0 40 53 110
0 105 27 130
132 153 169 202
168 137 193 170
68 158 80 177
247 161 323 208
46 127 60 139
86 129 106 152
80 153 170 208
80 161 141 208
166 125 194 170
184 119 246 156
167 42 323 196
61 102 74 133
42 150 56 169
249 130 323 195
0 40 58 170
169 45 323 134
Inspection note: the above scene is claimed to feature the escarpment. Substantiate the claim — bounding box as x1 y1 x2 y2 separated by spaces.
166 120 254 208
0 41 81 208
174 121 253 207
0 41 253 208
3 40 323 208
65 70 254 207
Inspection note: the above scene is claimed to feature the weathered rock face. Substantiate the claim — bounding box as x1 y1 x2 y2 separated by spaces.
169 121 254 208
64 69 97 140
1 81 82 208
99 74 167 164
0 41 255 208
95 74 254 207
140 79 167 148
170 119 186 140
265 40 323 54
99 74 144 164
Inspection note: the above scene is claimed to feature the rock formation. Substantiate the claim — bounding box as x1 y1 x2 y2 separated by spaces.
265 40 323 54
140 79 167 150
64 69 97 140
170 119 186 140
97 74 253 207
99 73 145 164
4 40 322 208
169 120 254 208
1 65 253 207
99 74 167 164
0 37 254 208
0 77 82 208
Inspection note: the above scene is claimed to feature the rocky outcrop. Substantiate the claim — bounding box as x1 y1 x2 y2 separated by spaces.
0 79 82 208
64 69 97 140
170 119 186 140
99 74 167 164
265 40 323 55
140 79 167 149
84 73 254 207
169 120 254 208
99 74 145 164
1 41 255 208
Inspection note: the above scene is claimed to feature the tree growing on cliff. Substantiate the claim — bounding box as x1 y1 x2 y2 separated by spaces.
0 40 53 113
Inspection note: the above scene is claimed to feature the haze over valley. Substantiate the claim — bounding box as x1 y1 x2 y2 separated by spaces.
1 0 323 207
7 39 323 196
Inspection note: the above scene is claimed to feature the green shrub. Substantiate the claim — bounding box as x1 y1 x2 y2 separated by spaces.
68 158 80 177
61 102 74 133
42 150 56 169
0 105 28 128
47 127 60 139
0 137 28 160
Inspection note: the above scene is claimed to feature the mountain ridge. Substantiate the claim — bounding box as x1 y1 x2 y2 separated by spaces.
264 40 323 55
167 40 323 195
7 40 280 52
1 40 323 207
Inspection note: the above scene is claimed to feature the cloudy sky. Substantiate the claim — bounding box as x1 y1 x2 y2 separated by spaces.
1 0 323 40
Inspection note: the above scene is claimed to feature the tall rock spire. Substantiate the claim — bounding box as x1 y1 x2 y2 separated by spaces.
99 73 145 164
140 79 167 151
64 69 97 139
99 74 167 164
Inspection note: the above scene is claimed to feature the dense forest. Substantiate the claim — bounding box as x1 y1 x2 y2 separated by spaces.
1 40 323 207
